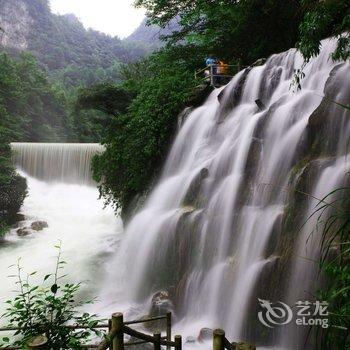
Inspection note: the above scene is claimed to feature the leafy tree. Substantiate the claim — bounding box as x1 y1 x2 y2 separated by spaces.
297 0 350 62
136 0 303 64
0 131 27 237
0 52 71 142
76 83 132 116
92 48 198 209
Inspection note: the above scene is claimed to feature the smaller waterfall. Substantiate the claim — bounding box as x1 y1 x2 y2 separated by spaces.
1 142 122 318
11 143 104 185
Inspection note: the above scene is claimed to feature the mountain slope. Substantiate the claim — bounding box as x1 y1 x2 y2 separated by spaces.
125 17 180 49
0 0 148 72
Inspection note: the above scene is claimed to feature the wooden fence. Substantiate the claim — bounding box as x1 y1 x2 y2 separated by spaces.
97 312 181 350
0 312 181 350
0 313 255 349
195 64 242 87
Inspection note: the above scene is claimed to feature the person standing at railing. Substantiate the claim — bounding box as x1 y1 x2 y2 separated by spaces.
218 60 229 75
205 55 219 85
217 60 229 84
205 54 218 67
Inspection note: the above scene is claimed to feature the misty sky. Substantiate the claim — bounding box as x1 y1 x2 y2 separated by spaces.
50 0 146 39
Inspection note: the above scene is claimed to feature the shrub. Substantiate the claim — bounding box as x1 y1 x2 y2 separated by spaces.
1 243 104 349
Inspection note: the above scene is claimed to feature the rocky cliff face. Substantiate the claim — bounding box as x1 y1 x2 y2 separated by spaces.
0 0 33 50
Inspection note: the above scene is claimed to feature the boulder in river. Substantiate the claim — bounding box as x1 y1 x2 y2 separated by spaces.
31 221 48 231
150 290 173 316
17 227 32 236
197 327 213 342
233 342 256 350
185 336 196 344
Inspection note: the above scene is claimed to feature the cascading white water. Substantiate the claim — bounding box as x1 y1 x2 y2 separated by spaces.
11 143 104 185
100 38 350 349
0 143 121 317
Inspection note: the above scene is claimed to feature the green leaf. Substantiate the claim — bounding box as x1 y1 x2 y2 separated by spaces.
51 284 58 294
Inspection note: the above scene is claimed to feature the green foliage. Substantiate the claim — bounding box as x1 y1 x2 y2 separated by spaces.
0 0 155 146
76 83 132 116
0 0 154 90
309 188 350 349
0 52 72 142
1 243 103 349
136 0 302 64
92 47 198 209
0 51 115 145
0 129 27 238
90 0 307 210
297 0 350 62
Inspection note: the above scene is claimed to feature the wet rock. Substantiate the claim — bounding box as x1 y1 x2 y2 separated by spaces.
263 213 283 258
252 94 289 140
233 342 256 350
182 168 209 207
255 99 265 110
185 336 196 344
217 67 251 121
188 84 214 108
198 327 213 342
251 58 266 67
121 191 149 225
150 290 173 316
307 63 350 158
244 137 262 181
17 227 32 236
177 107 193 129
258 63 283 103
308 64 345 127
31 221 48 231
181 206 196 215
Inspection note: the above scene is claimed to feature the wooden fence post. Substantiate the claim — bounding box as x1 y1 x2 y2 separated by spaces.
213 329 225 350
174 335 182 350
154 333 161 350
166 312 172 350
112 312 124 350
210 65 214 86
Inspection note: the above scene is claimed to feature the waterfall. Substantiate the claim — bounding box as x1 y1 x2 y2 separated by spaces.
0 143 121 318
100 37 350 349
11 143 104 185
